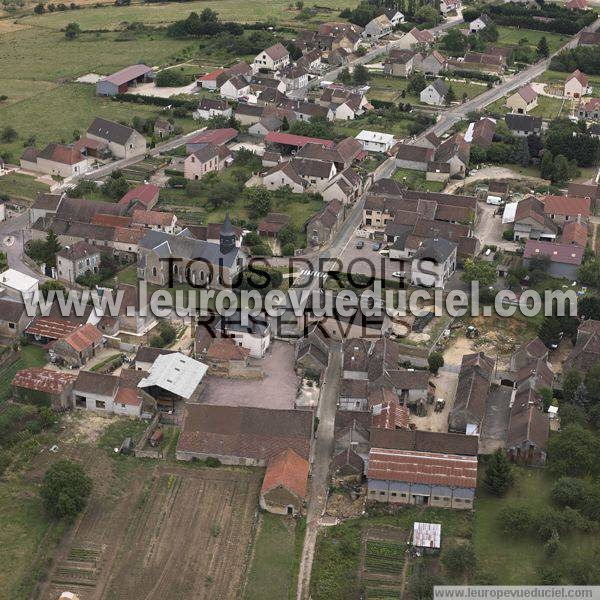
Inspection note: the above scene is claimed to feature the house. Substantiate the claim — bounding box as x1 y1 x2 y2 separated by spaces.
132 209 178 234
523 240 584 279
578 98 600 121
384 7 404 26
176 404 313 465
564 70 589 99
355 130 395 153
259 448 309 516
506 85 538 114
367 448 477 508
470 14 492 33
56 241 101 284
258 213 291 238
153 119 174 139
507 389 549 466
435 133 470 177
398 27 434 50
193 98 232 121
212 310 271 358
12 368 77 410
297 48 323 72
220 75 250 100
565 320 600 374
291 158 337 193
513 196 558 241
460 52 505 74
363 14 393 40
542 194 591 225
510 337 549 372
383 49 419 77
262 161 305 193
420 79 449 106
296 323 330 376
0 268 38 303
322 168 363 204
395 144 434 171
184 143 231 181
21 143 89 178
505 114 542 137
305 199 344 246
420 51 447 76
203 337 250 376
281 65 309 91
248 115 284 137
410 237 457 288
440 0 461 15
138 225 245 288
448 352 495 435
0 296 28 340
96 64 154 96
118 183 160 211
87 117 146 159
49 323 104 368
254 43 290 71
138 352 208 409
467 117 496 149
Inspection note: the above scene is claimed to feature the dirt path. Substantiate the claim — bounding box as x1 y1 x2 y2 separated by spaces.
445 166 544 194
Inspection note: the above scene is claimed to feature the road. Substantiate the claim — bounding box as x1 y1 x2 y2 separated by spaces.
296 344 341 600
0 211 44 280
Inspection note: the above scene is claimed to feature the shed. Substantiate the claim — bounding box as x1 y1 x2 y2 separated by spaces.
413 522 441 552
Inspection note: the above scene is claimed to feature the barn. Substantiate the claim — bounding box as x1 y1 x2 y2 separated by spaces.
96 64 154 97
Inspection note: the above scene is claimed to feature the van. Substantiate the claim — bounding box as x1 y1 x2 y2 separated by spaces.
486 195 503 206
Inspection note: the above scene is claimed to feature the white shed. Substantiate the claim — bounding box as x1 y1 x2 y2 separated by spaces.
413 522 441 550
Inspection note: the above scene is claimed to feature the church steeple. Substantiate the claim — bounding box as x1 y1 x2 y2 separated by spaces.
220 211 236 255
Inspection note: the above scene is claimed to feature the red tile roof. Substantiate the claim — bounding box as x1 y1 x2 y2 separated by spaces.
187 128 238 146
367 448 478 488
542 195 591 218
91 214 132 228
561 221 588 246
523 240 584 265
206 338 250 361
119 184 160 208
261 448 309 500
12 368 76 394
567 69 589 88
61 323 103 352
26 317 80 340
131 209 175 227
265 131 335 149
198 68 226 82
115 386 142 407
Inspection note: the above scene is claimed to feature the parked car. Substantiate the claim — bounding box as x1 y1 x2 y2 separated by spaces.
392 271 406 279
355 240 364 249
372 242 381 251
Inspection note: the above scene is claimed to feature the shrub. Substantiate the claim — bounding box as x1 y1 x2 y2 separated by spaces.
40 459 92 521
206 457 221 468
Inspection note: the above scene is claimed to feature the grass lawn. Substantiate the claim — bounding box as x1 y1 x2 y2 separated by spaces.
539 70 600 91
0 83 175 160
0 480 61 599
393 167 446 192
0 173 50 202
529 95 566 119
19 0 357 29
245 513 296 600
496 27 570 54
0 345 48 403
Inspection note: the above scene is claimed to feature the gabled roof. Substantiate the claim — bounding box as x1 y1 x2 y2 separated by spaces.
57 240 99 261
38 143 86 166
505 113 542 132
261 448 309 499
515 84 538 104
88 117 137 145
132 209 175 227
561 221 588 246
265 132 334 148
102 64 152 86
0 297 26 323
12 368 76 394
74 371 118 397
523 240 584 265
119 183 160 208
187 128 238 146
408 27 434 44
59 323 103 352
262 42 289 61
369 428 479 456
566 69 589 87
542 194 591 218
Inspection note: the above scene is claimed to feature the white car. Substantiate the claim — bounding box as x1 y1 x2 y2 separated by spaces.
392 271 406 278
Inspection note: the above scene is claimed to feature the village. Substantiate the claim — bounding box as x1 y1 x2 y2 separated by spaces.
1 0 600 598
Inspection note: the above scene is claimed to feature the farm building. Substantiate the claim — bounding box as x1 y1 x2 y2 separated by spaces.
96 64 154 97
12 368 77 410
49 323 104 368
259 448 309 516
176 404 313 466
367 448 477 509
137 352 208 410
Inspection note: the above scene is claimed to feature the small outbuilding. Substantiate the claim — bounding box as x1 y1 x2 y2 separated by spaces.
412 522 441 554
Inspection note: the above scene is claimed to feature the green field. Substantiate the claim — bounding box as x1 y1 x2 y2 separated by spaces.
496 26 570 54
538 69 600 91
19 0 357 30
0 172 50 201
245 513 297 600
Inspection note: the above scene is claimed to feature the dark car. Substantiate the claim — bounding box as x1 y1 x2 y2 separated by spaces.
355 240 364 249
372 242 381 251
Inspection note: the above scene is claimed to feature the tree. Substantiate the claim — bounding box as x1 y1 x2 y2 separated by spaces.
462 258 497 288
484 449 513 495
415 5 439 27
518 136 530 167
441 28 468 55
40 459 92 521
408 562 444 600
428 351 444 374
552 154 570 184
295 0 303 8
407 72 427 94
353 64 370 85
338 67 352 84
548 424 600 477
480 23 499 42
585 364 600 404
445 85 456 105
246 186 272 219
442 544 476 576
574 382 589 409
562 368 582 402
540 150 554 180
551 477 587 508
537 36 550 59
34 2 45 13
0 126 17 142
40 280 65 301
64 21 80 39
44 230 61 268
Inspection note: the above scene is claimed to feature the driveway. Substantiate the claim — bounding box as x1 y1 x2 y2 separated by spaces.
477 203 518 251
0 211 45 280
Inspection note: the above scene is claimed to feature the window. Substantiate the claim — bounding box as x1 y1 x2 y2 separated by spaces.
380 491 385 496
391 492 397 497
8 322 15 329
95 400 106 409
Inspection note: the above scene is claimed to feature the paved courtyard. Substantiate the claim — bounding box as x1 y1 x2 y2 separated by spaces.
198 341 299 410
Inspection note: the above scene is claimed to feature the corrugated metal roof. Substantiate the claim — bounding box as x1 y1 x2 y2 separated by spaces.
413 522 441 548
138 352 207 399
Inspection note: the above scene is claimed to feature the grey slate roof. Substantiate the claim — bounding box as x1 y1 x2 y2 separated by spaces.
87 117 137 145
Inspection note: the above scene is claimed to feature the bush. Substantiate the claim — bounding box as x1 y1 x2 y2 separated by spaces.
428 351 444 374
442 543 475 576
502 229 514 241
206 457 221 467
551 477 587 509
40 459 92 521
